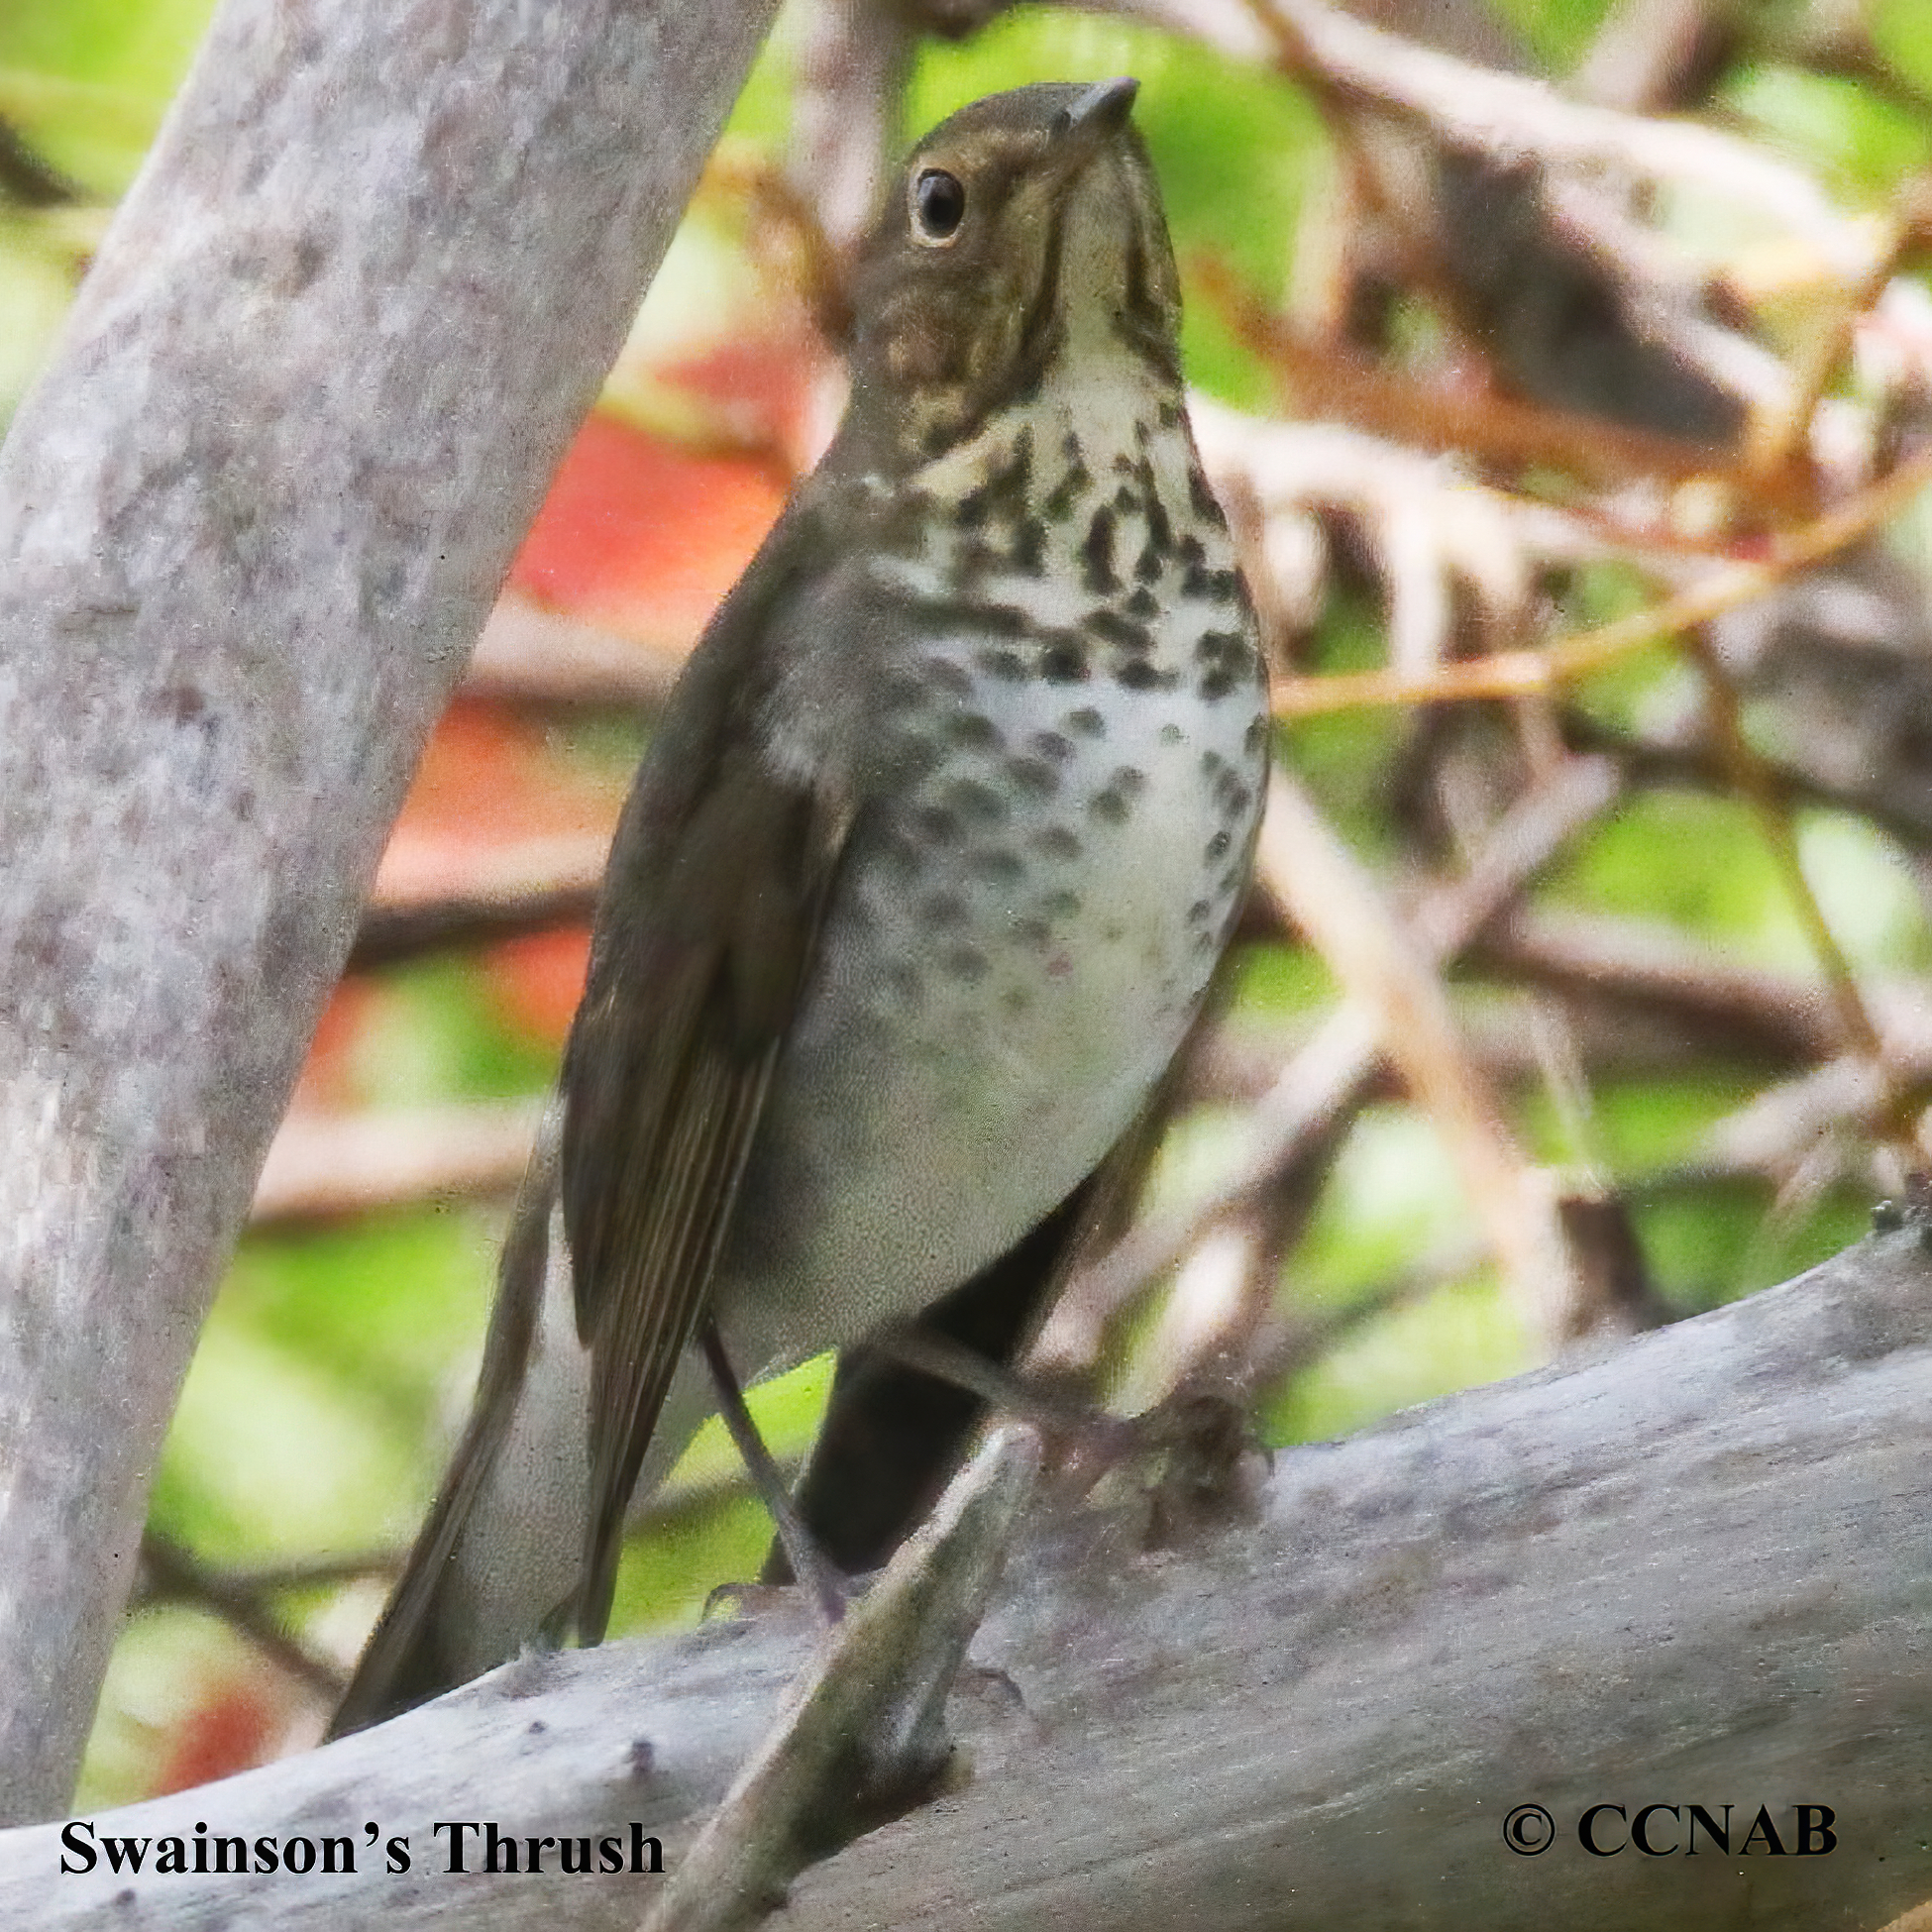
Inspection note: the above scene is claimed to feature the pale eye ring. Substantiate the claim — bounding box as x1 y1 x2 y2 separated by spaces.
912 167 967 245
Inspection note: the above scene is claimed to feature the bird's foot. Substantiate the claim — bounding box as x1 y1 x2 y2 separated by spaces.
1064 1384 1269 1548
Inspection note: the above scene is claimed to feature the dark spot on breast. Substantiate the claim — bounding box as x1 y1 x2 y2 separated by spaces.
957 536 999 585
912 804 962 845
969 845 1025 884
1065 706 1107 738
1029 729 1075 763
1087 608 1152 653
1041 888 1081 919
1090 787 1131 826
1215 765 1254 815
925 658 974 698
1011 914 1053 951
1113 483 1138 515
1118 660 1177 692
922 892 969 927
947 777 1009 827
946 711 1001 750
1126 586 1158 619
1187 898 1213 924
1082 506 1119 593
977 646 1028 682
878 669 928 712
1196 629 1254 703
1033 824 1082 863
957 430 1033 529
1160 722 1183 744
1134 498 1173 582
1205 829 1232 861
1040 637 1090 683
1112 765 1147 798
1011 518 1046 575
1189 467 1229 527
945 943 990 983
894 732 945 784
1043 459 1093 521
915 596 1030 637
1006 755 1060 799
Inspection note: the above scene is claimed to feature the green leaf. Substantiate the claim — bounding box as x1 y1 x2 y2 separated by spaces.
1721 60 1932 197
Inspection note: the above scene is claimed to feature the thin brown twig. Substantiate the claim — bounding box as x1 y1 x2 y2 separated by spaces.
1198 257 1751 491
1270 445 1932 717
1040 755 1622 1363
1472 909 1844 1066
206 1553 401 1593
1683 634 1914 1154
464 593 688 713
1742 207 1916 486
703 147 853 346
137 1536 347 1701
1196 0 1864 258
251 1101 543 1223
1557 706 1932 856
1258 768 1569 1339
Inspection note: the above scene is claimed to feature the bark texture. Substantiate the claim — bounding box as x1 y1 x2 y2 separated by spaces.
0 0 778 1823
3 1231 1925 1926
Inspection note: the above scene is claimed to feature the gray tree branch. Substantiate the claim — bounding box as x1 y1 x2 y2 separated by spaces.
0 0 779 1823
3 1231 1927 1927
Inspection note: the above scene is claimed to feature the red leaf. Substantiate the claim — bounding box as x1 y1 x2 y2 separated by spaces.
509 413 788 646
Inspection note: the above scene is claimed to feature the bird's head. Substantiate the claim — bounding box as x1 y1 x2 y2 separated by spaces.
845 78 1185 470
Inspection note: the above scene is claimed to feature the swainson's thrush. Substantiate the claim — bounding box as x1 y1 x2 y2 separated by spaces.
335 75 1268 1733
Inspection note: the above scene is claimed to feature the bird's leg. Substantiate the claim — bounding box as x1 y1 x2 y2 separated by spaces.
869 1323 1136 1455
699 1320 849 1626
872 1323 1265 1533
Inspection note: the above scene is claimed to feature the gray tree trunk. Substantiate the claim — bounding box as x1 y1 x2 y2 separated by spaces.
2 1230 1926 1928
0 0 779 1824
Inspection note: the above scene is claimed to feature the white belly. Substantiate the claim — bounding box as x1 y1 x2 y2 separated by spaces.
712 635 1263 1383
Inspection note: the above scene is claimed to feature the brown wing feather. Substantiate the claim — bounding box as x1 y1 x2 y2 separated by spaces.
561 738 850 1646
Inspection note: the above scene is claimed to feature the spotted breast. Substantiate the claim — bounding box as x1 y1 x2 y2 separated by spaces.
709 393 1268 1385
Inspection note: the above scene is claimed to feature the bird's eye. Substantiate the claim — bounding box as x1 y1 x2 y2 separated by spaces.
912 168 967 244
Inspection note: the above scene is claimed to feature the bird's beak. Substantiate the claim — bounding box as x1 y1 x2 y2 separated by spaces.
1056 75 1139 143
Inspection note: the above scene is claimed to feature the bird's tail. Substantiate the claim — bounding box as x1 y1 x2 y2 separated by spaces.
328 1098 591 1737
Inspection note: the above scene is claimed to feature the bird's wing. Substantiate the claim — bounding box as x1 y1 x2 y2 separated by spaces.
560 510 856 1646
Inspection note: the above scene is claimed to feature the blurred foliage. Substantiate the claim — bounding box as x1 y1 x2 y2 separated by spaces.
9 0 1926 1810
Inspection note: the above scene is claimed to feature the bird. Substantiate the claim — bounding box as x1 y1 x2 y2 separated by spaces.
332 73 1269 1734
